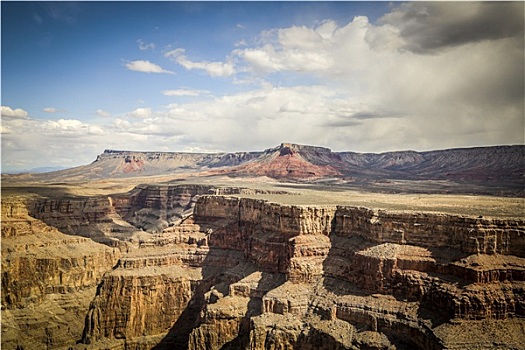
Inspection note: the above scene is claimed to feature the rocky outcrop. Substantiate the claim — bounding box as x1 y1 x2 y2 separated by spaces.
28 195 139 249
78 194 525 350
1 196 120 350
111 184 215 232
3 184 524 349
18 149 264 180
82 269 202 344
97 149 263 175
229 143 342 179
334 207 525 256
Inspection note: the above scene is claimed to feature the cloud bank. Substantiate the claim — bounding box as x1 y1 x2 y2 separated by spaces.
377 2 524 53
2 2 523 172
1 106 29 119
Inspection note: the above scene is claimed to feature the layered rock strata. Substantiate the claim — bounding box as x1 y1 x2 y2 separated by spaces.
29 195 136 247
3 185 524 349
7 144 523 196
78 194 525 350
28 184 291 241
1 196 120 350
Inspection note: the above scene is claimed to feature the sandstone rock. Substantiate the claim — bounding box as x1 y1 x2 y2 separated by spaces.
29 195 135 248
83 268 201 344
112 184 216 232
230 143 342 179
2 288 98 350
1 196 120 350
334 207 525 256
249 313 364 350
4 188 525 350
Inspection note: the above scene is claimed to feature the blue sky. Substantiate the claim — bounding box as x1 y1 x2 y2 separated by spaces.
2 1 524 172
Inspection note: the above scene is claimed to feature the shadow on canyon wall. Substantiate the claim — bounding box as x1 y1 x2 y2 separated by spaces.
320 215 459 349
152 217 286 350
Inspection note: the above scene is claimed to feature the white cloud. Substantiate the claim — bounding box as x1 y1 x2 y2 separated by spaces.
227 8 523 151
165 48 234 77
125 60 174 74
107 85 364 152
127 107 152 118
233 19 346 73
95 109 112 117
1 106 28 119
162 88 210 97
234 39 247 48
0 115 125 172
43 107 60 113
137 39 155 51
1 125 12 134
43 118 97 134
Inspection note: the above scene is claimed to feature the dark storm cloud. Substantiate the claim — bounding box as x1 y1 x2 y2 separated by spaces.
323 119 362 128
380 2 524 53
322 111 398 128
351 112 398 121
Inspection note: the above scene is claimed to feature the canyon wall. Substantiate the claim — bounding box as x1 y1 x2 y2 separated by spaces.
3 185 524 350
28 184 290 239
28 195 134 248
79 193 525 349
1 197 121 350
334 207 525 256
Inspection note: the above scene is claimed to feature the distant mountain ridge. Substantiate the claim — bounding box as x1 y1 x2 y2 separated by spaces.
3 166 67 175
4 143 524 193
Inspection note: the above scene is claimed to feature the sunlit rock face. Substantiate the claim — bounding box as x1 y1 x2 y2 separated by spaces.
81 193 524 350
2 186 524 350
1 197 121 350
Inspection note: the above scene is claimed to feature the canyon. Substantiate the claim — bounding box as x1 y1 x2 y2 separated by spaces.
2 143 524 349
2 182 524 350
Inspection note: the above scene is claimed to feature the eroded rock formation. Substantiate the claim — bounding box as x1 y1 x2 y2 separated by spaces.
2 185 524 350
80 192 525 349
1 197 121 349
6 144 524 195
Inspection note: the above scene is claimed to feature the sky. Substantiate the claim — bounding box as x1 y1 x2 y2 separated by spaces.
1 1 524 172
